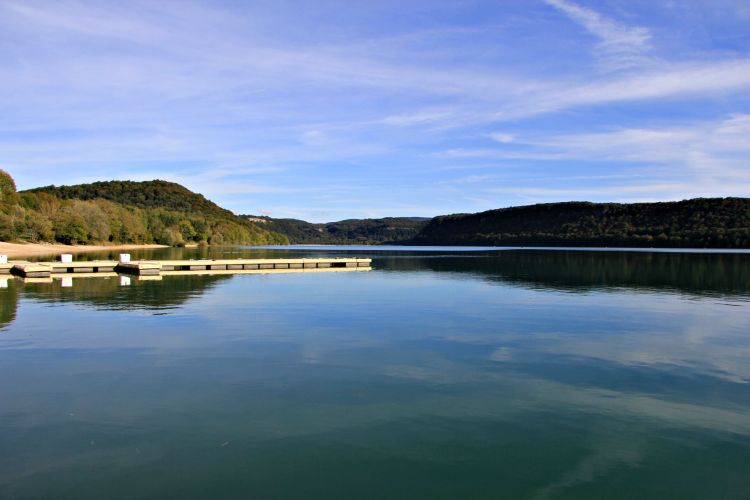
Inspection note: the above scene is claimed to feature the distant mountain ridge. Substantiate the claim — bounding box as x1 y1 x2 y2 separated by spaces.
5 169 748 249
243 215 429 244
409 198 750 248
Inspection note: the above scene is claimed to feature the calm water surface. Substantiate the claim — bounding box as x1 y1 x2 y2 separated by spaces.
1 247 750 499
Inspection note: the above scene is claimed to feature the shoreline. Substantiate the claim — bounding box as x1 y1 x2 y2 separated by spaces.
0 242 168 259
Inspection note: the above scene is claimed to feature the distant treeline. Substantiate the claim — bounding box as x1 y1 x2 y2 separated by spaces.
409 199 750 248
0 171 288 246
243 215 429 245
3 168 748 249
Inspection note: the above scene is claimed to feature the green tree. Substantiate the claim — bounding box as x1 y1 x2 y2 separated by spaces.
178 219 197 241
52 208 89 244
17 210 54 242
0 170 19 213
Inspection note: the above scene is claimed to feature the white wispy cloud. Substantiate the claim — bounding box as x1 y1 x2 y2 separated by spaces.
529 114 750 180
380 110 455 126
544 0 652 69
486 183 690 198
378 57 750 132
436 113 750 204
489 132 515 143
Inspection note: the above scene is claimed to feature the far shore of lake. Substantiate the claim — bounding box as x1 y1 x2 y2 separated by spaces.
0 242 168 259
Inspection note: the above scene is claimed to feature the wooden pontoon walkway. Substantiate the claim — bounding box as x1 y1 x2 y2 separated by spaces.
4 257 372 278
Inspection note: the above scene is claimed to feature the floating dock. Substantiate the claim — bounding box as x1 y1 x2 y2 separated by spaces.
7 257 372 278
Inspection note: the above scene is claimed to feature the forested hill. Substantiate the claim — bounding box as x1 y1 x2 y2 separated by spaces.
409 198 750 248
2 173 288 246
6 169 749 248
244 216 429 244
30 180 235 218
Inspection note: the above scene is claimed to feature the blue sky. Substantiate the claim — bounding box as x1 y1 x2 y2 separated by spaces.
1 0 749 221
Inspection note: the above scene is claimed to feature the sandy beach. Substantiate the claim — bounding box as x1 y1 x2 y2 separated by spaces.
0 242 168 259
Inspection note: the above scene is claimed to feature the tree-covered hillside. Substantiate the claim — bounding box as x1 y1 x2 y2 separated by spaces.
6 168 748 249
409 199 750 248
0 172 288 246
244 216 429 244
32 180 236 219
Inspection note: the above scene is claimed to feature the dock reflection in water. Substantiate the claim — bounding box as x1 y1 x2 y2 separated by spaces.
0 248 749 499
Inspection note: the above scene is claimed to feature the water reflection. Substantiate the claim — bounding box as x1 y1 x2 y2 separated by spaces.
9 273 232 313
1 248 749 499
378 250 750 296
1 248 748 332
0 277 18 329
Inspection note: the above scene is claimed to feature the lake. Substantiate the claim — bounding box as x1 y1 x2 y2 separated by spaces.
1 247 749 499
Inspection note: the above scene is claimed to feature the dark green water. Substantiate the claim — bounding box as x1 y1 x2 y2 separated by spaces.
1 247 750 499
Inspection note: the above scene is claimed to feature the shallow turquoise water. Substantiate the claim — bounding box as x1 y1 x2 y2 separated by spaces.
1 247 750 499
